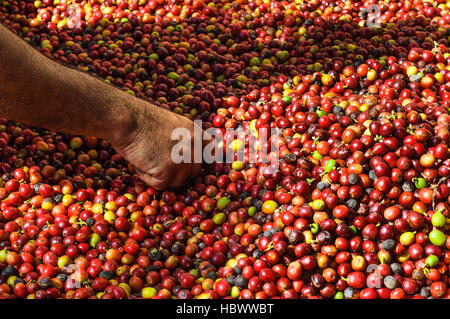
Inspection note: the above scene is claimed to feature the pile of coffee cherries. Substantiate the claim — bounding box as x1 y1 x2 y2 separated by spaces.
0 0 449 299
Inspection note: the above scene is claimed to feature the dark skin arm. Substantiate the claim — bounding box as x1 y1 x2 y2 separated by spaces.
0 23 202 190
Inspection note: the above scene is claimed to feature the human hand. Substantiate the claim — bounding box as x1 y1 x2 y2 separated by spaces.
112 105 204 190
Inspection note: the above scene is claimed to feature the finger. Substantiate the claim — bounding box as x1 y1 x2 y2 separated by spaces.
141 174 168 191
135 168 168 191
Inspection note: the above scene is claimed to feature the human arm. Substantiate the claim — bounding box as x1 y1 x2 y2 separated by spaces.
0 23 202 190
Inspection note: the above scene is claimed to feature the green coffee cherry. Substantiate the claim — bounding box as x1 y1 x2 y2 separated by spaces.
217 197 231 211
324 159 337 173
248 206 256 217
431 212 446 228
425 254 439 268
429 229 446 246
414 177 427 189
213 212 226 225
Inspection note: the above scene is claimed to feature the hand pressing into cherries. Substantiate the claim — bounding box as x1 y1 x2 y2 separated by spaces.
0 23 205 190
